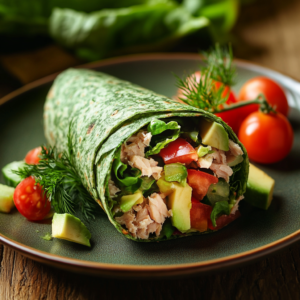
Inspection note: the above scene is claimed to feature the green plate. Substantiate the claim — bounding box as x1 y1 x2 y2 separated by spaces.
1 54 300 278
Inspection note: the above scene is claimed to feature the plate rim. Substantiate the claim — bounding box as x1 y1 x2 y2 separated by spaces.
1 52 300 277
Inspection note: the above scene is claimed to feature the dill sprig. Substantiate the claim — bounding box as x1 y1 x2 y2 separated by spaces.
15 132 101 221
176 67 228 113
202 43 236 87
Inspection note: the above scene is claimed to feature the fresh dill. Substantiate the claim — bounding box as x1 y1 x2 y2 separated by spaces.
202 43 236 87
176 67 228 113
14 130 101 221
176 44 236 112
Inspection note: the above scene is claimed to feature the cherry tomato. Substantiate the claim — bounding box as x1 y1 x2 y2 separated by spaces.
238 111 293 164
13 176 51 221
208 211 241 230
187 169 218 200
25 147 42 164
159 138 198 165
190 198 212 232
238 76 289 118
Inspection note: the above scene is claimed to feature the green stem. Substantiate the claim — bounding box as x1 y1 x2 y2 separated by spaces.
214 94 276 114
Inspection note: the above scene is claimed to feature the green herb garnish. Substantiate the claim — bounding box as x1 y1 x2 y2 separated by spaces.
202 43 236 87
15 130 101 221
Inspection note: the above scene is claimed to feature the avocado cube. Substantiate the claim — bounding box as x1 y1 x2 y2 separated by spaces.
199 118 229 151
52 213 91 247
167 182 192 233
0 184 15 213
120 190 143 212
244 163 275 210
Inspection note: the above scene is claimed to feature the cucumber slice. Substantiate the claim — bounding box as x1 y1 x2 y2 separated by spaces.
244 163 275 210
0 184 15 213
2 161 26 187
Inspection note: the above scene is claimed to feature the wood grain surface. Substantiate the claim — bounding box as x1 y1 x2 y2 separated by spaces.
1 0 300 299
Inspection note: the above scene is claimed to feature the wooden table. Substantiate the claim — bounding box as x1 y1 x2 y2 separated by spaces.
1 0 300 298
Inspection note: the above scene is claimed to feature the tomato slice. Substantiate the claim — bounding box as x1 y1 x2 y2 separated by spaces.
25 147 42 165
187 169 218 200
190 198 212 232
159 138 198 165
208 210 241 231
13 176 51 221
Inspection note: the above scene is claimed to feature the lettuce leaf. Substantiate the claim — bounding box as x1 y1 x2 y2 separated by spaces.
49 3 209 60
145 119 180 157
112 149 142 193
210 200 230 227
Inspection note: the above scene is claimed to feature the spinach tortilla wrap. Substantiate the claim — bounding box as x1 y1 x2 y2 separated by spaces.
44 68 249 242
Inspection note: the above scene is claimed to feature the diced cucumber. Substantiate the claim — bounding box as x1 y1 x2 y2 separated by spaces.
207 179 229 206
2 161 26 187
164 163 187 183
0 184 15 213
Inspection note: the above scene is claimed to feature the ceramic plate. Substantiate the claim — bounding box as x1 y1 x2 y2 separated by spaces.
1 54 300 278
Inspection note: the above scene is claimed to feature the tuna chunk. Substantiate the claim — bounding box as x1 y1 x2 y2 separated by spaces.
121 131 152 163
115 194 171 240
228 140 243 156
147 193 172 224
210 163 233 183
108 179 120 198
129 156 162 179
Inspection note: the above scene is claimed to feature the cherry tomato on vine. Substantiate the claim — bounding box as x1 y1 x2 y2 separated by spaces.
25 147 42 165
238 111 293 164
13 176 51 221
238 77 289 118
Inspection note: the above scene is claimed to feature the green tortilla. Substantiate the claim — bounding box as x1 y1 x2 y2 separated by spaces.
44 68 249 242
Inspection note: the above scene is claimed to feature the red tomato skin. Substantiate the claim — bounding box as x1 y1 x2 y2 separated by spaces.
13 176 51 221
190 198 212 232
187 169 218 200
238 76 289 118
238 111 293 164
208 211 241 231
159 138 198 165
25 147 42 165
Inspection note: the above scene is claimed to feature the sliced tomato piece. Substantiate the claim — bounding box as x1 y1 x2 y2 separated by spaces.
190 198 212 232
187 169 218 200
208 210 241 231
25 147 42 165
159 138 198 165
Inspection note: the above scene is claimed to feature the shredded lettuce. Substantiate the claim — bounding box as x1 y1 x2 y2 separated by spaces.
145 119 180 157
210 200 230 227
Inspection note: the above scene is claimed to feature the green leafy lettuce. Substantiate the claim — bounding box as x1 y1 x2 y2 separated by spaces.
112 149 142 193
145 119 180 157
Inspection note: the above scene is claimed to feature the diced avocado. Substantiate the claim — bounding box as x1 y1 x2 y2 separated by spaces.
244 164 275 210
197 145 212 157
199 118 229 151
2 161 26 187
52 213 91 247
157 176 177 196
167 181 192 233
164 163 187 183
120 190 143 212
228 155 244 167
0 184 15 213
